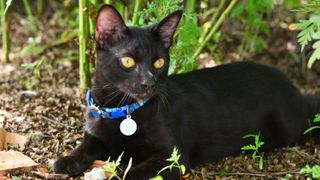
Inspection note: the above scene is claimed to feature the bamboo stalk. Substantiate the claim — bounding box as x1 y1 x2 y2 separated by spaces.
193 0 238 59
1 0 10 62
198 0 226 43
88 0 95 36
22 0 37 34
185 0 196 13
79 0 91 90
132 0 142 26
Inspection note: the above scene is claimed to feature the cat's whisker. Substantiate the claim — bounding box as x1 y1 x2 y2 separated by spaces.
103 91 121 106
118 93 129 107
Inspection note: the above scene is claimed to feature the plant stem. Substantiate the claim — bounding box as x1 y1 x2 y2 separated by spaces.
1 0 10 62
22 0 37 34
79 0 91 90
88 1 95 36
193 0 238 59
37 0 43 14
185 0 196 13
198 0 226 43
132 0 142 26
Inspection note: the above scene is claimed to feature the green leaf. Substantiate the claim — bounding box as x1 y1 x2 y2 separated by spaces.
122 157 132 180
300 165 313 174
231 5 244 17
294 20 312 30
312 165 320 178
307 45 320 68
259 157 264 170
241 144 256 151
149 175 164 180
242 134 256 139
180 165 186 175
158 166 171 175
297 25 314 51
304 126 320 134
12 176 21 180
115 152 124 167
314 114 320 122
310 16 320 26
4 0 14 14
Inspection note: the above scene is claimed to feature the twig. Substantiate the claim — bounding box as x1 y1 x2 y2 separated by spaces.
32 171 70 179
285 147 320 163
39 115 75 129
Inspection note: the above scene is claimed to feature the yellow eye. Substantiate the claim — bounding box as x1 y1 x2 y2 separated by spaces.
153 58 165 69
120 57 136 68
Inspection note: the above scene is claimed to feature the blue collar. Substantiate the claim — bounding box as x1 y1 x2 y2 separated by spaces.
86 90 149 119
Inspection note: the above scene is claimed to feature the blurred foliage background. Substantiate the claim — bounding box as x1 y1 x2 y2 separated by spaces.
0 0 319 90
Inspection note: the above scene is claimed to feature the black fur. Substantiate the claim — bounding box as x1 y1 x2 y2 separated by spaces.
54 5 320 179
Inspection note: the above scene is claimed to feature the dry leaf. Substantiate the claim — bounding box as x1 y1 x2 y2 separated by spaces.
0 128 27 151
0 150 38 174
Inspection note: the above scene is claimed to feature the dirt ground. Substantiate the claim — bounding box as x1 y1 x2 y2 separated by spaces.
1 3 320 180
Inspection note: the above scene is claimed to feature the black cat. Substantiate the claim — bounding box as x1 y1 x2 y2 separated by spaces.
54 5 320 179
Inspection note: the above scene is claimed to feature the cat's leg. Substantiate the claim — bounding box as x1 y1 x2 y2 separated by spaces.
125 152 190 180
53 132 108 176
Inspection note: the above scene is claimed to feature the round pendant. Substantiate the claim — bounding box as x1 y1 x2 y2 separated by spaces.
120 115 137 136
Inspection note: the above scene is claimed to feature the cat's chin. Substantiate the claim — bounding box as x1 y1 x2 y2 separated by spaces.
130 92 153 104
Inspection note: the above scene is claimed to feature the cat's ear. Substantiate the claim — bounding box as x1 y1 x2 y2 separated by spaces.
151 10 183 48
95 5 127 47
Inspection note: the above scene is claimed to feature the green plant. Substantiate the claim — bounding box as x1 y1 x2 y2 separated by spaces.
193 0 238 59
157 147 187 179
22 0 37 34
231 0 274 58
0 0 13 62
241 132 265 170
79 0 91 90
102 152 132 180
300 164 320 179
304 114 320 134
138 0 201 74
85 152 132 180
294 0 320 68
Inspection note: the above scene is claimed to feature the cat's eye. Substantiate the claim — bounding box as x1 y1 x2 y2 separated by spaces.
120 57 136 69
153 58 165 69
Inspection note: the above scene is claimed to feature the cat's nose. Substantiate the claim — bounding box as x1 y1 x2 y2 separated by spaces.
140 81 155 90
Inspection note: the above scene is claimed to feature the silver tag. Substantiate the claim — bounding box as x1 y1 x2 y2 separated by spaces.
120 115 137 136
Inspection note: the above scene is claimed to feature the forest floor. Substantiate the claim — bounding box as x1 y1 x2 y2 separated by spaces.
2 4 320 180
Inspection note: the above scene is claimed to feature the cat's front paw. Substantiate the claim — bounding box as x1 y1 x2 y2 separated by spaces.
53 156 89 176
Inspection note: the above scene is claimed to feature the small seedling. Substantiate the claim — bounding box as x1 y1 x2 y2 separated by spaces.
299 164 320 179
304 114 320 134
241 132 265 170
102 152 132 180
85 152 132 180
157 147 187 179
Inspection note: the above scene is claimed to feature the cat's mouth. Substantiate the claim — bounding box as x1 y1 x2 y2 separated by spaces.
129 89 155 102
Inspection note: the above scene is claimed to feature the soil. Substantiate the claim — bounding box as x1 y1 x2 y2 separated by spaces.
1 2 320 180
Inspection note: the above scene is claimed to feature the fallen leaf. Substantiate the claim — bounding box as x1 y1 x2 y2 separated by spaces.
0 150 38 174
0 128 27 151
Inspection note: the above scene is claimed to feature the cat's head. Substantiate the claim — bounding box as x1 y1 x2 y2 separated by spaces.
94 5 182 101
